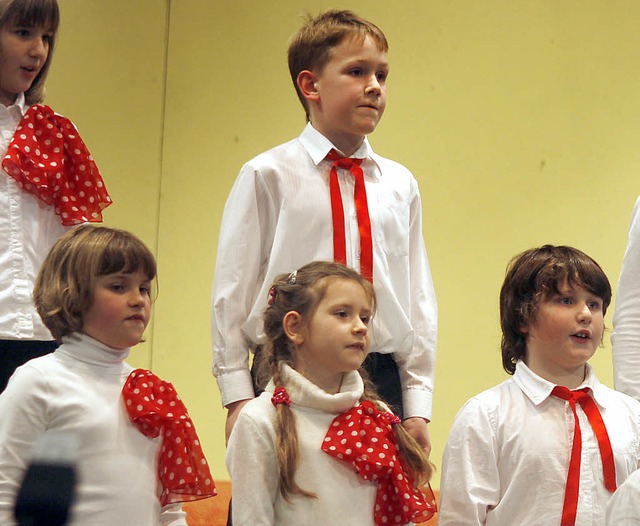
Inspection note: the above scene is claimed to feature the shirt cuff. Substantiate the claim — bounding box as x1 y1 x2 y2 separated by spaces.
216 369 256 408
402 387 433 421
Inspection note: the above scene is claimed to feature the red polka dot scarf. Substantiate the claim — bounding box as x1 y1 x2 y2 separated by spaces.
322 400 437 525
2 104 112 225
122 369 217 506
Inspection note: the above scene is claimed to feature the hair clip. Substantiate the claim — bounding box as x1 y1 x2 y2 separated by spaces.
271 386 291 407
267 286 277 305
287 270 297 284
380 411 401 426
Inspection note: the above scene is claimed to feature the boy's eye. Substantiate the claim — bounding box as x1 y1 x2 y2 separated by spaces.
349 68 364 76
588 300 602 310
376 71 387 82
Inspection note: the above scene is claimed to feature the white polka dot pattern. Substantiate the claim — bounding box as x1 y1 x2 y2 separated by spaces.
122 369 217 505
322 400 437 525
2 104 112 225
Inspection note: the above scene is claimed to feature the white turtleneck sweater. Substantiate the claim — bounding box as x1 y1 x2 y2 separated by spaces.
226 363 382 526
0 333 187 525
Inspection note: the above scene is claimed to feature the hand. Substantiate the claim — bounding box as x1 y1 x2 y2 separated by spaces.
402 417 431 457
225 399 252 444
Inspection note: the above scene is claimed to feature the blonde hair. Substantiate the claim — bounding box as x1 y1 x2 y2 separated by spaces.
259 261 433 500
287 10 388 121
0 0 60 104
33 224 156 341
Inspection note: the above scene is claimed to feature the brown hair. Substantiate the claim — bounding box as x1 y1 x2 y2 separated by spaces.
259 261 432 500
499 245 611 374
34 224 156 341
0 0 60 104
287 10 388 120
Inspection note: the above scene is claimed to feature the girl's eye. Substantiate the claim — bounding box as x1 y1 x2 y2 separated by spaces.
335 311 348 319
360 315 371 325
110 284 125 292
376 71 387 82
140 286 151 295
559 297 572 305
15 29 29 37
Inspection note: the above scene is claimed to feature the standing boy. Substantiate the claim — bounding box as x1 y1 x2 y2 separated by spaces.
211 10 437 452
438 245 640 526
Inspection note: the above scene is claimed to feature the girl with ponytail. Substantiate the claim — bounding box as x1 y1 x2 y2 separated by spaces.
226 261 436 526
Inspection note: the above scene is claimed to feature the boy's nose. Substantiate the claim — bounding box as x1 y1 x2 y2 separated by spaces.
577 303 592 323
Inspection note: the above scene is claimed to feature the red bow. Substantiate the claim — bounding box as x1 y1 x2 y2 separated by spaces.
322 400 437 525
2 104 112 225
122 369 217 505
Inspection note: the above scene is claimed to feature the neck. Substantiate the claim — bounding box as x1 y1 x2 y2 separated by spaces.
525 358 587 389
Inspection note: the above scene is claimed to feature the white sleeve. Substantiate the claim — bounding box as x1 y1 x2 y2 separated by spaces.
226 409 278 526
437 399 500 526
606 472 640 525
0 366 50 526
395 179 438 420
613 196 640 400
159 503 188 525
211 164 275 407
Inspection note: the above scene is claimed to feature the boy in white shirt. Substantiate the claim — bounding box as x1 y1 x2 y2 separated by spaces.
211 10 437 453
439 244 640 526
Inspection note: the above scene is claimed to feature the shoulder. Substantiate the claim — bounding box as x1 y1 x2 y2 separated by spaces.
241 136 307 172
452 379 517 427
370 152 415 178
597 382 640 414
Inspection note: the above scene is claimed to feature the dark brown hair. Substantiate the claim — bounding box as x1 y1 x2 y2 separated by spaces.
499 245 611 374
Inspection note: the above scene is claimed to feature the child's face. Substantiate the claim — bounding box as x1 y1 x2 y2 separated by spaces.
522 281 604 383
291 278 372 393
0 22 51 106
308 35 388 155
82 269 152 350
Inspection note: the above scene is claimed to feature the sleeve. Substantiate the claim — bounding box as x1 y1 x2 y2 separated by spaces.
0 366 50 526
394 177 438 420
159 503 188 525
613 196 640 400
437 399 500 526
605 472 640 525
225 408 278 526
211 163 275 407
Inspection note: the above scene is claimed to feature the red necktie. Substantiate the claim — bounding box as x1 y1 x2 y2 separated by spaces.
551 386 616 526
327 149 373 282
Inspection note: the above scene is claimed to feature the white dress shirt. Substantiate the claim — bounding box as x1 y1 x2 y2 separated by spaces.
0 333 187 525
226 364 380 525
0 93 68 341
613 195 640 400
211 123 437 419
438 361 640 526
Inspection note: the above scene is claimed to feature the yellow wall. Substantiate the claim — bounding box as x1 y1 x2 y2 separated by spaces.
48 0 640 486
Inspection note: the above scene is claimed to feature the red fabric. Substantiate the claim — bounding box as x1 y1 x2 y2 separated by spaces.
551 386 617 526
327 149 373 282
122 369 217 506
2 104 111 225
322 400 437 525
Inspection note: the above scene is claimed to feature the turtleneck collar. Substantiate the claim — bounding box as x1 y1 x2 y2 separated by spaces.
266 362 364 415
56 332 132 368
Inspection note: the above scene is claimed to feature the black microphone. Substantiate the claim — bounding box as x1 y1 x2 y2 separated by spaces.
13 432 78 526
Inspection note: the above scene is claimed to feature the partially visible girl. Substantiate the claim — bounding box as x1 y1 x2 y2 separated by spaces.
226 261 436 526
0 225 215 525
0 0 111 393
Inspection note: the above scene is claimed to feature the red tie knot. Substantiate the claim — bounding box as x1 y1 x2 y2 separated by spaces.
551 385 590 402
326 149 363 170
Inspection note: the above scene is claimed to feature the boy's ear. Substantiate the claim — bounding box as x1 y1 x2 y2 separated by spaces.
283 311 305 345
296 70 320 103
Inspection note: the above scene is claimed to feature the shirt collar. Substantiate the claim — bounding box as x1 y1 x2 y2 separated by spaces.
0 92 27 120
513 360 605 407
299 122 374 166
